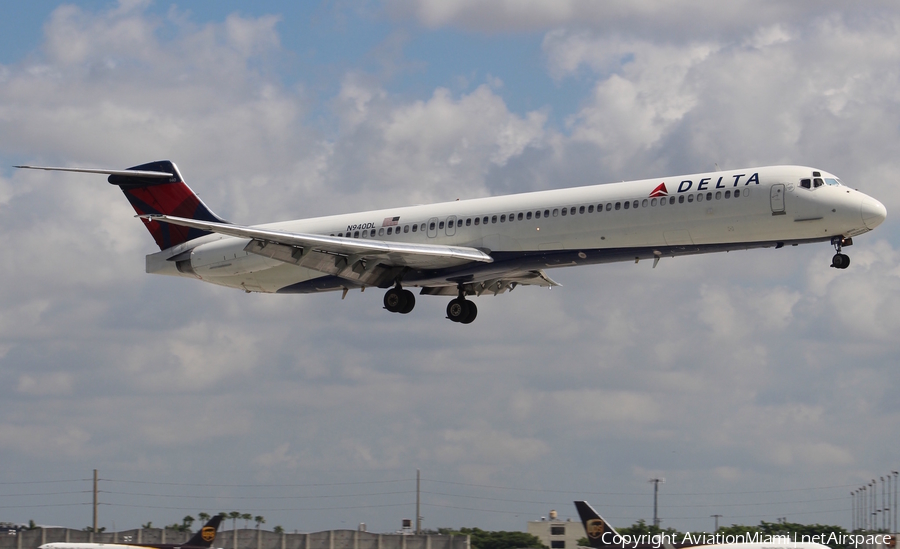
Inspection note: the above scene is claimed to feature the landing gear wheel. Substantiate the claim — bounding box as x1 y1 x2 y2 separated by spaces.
399 290 415 314
447 298 477 323
384 288 406 313
831 253 850 270
460 300 477 324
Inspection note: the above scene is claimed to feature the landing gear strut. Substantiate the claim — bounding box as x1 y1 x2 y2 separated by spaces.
831 236 850 270
446 285 477 324
384 284 415 314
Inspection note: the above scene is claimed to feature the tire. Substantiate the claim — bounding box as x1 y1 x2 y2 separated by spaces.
446 298 467 322
384 288 404 312
832 253 850 269
460 301 477 324
399 290 416 314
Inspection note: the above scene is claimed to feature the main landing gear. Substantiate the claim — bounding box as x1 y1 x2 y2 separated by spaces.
384 285 415 314
446 285 477 324
831 236 850 270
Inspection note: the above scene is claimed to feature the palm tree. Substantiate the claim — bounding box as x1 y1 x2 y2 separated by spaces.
241 513 252 529
254 516 265 530
198 513 210 524
182 516 195 532
228 512 241 532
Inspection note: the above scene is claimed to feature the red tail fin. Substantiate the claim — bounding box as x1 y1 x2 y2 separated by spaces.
108 161 227 250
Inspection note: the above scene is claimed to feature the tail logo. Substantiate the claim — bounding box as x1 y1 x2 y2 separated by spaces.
586 519 605 539
649 183 668 198
201 527 216 542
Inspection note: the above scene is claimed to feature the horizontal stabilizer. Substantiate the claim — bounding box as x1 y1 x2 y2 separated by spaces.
15 165 173 178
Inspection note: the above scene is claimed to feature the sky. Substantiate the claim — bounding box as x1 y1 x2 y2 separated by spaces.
1 0 900 536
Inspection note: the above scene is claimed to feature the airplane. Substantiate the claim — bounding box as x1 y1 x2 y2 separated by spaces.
15 160 886 324
38 514 223 549
573 500 832 549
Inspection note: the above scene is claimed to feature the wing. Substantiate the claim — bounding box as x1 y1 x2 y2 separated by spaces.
144 214 493 283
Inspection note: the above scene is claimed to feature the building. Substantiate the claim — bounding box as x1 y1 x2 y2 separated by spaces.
527 510 584 549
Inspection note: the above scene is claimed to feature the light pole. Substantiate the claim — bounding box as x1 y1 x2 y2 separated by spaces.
711 515 722 533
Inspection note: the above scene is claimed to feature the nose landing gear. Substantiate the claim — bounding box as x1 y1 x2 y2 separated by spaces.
831 236 850 270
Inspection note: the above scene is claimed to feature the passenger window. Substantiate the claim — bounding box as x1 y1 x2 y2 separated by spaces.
385 228 391 235
715 191 721 199
632 200 639 208
535 211 541 219
706 192 712 201
404 225 410 233
624 201 630 209
466 218 471 226
370 229 376 237
544 209 550 217
669 197 675 204
561 208 567 216
678 195 685 203
484 216 490 224
642 199 649 207
570 207 576 215
606 203 612 211
492 215 497 223
411 224 417 232
553 209 559 216
354 231 360 238
474 217 480 225
518 213 524 220
338 232 343 237
500 214 506 222
429 222 436 230
725 190 731 198
526 211 532 219
615 202 621 210
688 195 694 202
697 193 703 202
651 198 657 206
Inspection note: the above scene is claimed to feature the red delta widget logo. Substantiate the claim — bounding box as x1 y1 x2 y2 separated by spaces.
649 173 760 197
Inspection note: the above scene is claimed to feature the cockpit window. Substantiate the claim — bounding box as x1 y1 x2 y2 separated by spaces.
800 178 811 189
825 178 840 186
814 178 824 188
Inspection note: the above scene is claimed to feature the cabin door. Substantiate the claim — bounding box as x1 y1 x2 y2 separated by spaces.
770 184 785 214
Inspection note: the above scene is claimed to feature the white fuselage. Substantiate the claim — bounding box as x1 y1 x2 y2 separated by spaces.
145 165 885 294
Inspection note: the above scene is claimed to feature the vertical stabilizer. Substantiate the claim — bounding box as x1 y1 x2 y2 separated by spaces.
575 501 619 549
108 160 227 250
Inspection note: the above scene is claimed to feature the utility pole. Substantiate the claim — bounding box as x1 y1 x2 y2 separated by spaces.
415 469 421 535
711 515 722 533
851 492 855 532
93 469 98 533
893 471 898 534
649 478 665 529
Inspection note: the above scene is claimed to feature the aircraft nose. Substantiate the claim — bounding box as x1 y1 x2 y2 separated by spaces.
860 196 887 230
